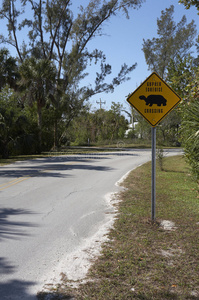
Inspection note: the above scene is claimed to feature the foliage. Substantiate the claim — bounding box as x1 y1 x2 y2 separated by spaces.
162 55 198 147
0 48 19 91
133 110 151 141
18 57 57 151
180 71 199 181
167 55 196 99
142 5 197 79
179 0 199 12
156 109 181 146
67 102 128 146
0 0 143 148
0 86 38 158
156 147 164 170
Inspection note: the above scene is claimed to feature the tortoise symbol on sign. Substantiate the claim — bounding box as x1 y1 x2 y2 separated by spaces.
139 95 167 107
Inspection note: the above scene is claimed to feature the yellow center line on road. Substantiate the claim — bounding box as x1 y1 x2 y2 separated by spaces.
0 178 21 187
0 177 30 191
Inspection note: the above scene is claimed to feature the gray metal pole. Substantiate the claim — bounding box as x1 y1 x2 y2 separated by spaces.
151 127 156 221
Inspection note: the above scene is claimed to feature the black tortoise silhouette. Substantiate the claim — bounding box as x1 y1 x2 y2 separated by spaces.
139 95 167 106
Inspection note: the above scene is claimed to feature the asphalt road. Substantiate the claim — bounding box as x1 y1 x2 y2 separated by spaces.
0 149 181 299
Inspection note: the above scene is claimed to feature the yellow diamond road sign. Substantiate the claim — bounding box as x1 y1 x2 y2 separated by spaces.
127 72 181 127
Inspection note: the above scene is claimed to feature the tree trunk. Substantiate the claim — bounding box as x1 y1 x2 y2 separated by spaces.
54 119 58 149
1 143 9 159
37 105 42 153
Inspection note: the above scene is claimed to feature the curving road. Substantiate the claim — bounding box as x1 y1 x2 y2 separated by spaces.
0 149 182 299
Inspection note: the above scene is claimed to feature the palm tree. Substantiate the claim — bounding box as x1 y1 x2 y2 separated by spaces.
19 58 56 152
181 72 199 180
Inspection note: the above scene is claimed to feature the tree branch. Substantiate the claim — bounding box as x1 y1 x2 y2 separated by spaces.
48 0 71 60
38 0 46 59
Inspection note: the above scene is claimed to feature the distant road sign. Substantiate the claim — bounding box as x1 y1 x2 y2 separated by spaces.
127 72 181 127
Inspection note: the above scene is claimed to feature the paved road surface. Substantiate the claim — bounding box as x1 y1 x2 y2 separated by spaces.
0 149 182 299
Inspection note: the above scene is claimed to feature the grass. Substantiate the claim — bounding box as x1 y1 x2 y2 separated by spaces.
38 155 199 300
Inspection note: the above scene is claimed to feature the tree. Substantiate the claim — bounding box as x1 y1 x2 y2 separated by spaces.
0 86 36 158
0 0 143 148
0 48 19 91
166 55 196 98
107 102 128 140
18 58 57 152
142 5 197 79
67 102 128 145
179 0 199 65
155 55 196 146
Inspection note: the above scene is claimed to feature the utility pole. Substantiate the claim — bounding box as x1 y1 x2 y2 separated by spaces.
96 98 106 109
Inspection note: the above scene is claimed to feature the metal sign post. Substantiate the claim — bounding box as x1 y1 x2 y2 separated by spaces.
151 127 156 221
126 72 181 221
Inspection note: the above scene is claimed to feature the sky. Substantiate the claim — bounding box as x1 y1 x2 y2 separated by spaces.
0 0 198 118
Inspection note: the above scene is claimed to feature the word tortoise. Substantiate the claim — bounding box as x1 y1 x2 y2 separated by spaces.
139 95 167 107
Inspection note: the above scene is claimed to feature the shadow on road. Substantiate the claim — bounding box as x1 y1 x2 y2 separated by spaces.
0 207 38 277
0 257 15 275
0 208 39 299
0 208 38 241
0 157 115 179
0 150 141 179
0 279 37 300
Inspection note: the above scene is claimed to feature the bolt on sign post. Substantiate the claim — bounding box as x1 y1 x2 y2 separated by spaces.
126 72 181 221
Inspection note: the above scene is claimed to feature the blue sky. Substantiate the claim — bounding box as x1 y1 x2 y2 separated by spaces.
0 0 198 117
